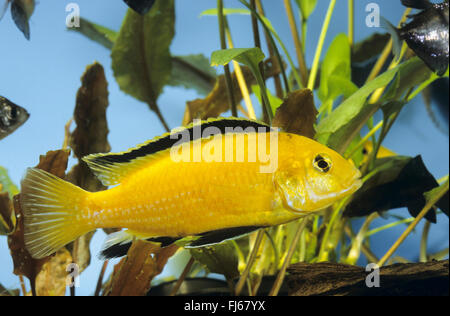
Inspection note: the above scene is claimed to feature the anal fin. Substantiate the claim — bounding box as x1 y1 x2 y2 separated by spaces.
100 230 180 259
185 226 265 248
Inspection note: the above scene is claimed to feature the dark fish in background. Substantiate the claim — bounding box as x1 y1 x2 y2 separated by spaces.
384 0 449 76
423 77 449 133
0 96 29 141
123 0 156 15
0 0 35 40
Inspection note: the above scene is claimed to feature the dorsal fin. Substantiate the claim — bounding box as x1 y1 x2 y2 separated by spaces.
83 117 272 186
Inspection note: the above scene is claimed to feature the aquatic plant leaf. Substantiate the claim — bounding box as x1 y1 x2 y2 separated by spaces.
211 47 265 69
67 17 118 50
0 283 19 296
123 0 156 15
315 61 400 152
183 58 280 124
351 33 391 64
8 149 70 295
67 62 110 191
68 18 217 97
319 34 358 103
382 57 434 102
272 89 318 138
251 84 283 115
344 156 446 222
65 62 111 273
0 192 15 235
169 55 217 96
295 0 318 21
0 166 19 198
107 241 178 296
351 33 392 86
35 248 73 296
111 1 175 112
190 242 240 280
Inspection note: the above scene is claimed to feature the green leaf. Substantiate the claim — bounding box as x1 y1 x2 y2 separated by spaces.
382 57 434 102
68 17 118 50
168 55 217 96
315 61 400 152
211 47 265 68
0 166 19 198
319 34 357 103
111 1 175 110
189 242 240 280
251 84 283 115
211 47 272 120
295 0 318 20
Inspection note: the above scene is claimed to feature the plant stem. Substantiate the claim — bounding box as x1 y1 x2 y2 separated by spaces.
419 220 431 262
94 260 109 296
223 19 257 120
152 104 170 132
218 0 238 117
255 0 284 98
235 229 265 296
345 213 378 265
307 0 337 90
377 181 449 267
19 275 27 296
249 0 268 122
240 0 293 92
283 0 308 87
269 218 308 296
365 217 415 238
348 0 354 47
169 256 195 296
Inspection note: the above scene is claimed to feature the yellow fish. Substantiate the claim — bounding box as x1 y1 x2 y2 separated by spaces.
362 141 396 164
20 118 362 259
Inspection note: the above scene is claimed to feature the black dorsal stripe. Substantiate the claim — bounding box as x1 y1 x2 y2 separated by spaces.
89 118 272 165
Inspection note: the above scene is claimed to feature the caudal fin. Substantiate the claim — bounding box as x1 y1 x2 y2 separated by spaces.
20 168 92 259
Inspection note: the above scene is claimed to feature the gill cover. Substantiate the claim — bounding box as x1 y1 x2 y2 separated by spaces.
274 170 308 214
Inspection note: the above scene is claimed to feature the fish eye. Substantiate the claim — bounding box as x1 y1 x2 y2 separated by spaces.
10 106 17 118
313 154 332 173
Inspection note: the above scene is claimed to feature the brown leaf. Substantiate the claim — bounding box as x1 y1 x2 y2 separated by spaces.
287 260 449 296
35 248 73 296
65 62 111 272
8 149 70 295
182 58 281 125
106 241 178 296
67 62 110 192
0 192 15 234
36 149 70 177
272 89 318 138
